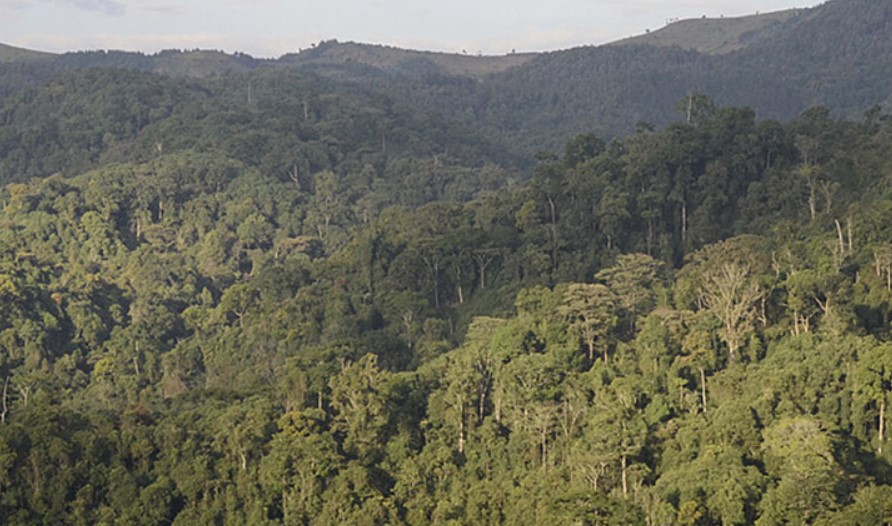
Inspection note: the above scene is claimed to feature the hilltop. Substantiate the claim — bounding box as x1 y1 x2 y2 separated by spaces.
611 9 803 55
280 40 536 79
0 42 54 62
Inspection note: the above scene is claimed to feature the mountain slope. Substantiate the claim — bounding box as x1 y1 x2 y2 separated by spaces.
730 0 892 114
459 0 892 150
269 0 892 152
0 0 891 157
0 42 54 62
611 9 803 55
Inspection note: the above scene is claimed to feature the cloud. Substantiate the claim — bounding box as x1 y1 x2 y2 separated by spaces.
0 0 178 16
0 0 124 15
0 0 31 9
65 0 124 15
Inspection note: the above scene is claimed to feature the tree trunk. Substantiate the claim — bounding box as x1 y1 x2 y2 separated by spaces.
880 398 886 453
547 196 558 273
18 386 28 407
289 164 301 190
458 397 465 454
699 367 707 414
433 263 440 308
478 388 486 423
808 180 816 221
541 426 548 471
479 259 486 290
455 265 464 304
835 219 846 258
621 454 628 497
134 341 141 378
1 377 8 424
474 253 494 291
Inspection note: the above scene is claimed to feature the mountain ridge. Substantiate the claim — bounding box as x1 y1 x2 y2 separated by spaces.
0 6 808 72
2 0 891 155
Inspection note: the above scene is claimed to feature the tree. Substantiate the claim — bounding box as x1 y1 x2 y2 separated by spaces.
328 354 391 462
560 283 618 364
582 379 648 499
702 262 763 359
596 253 664 333
678 237 770 359
853 342 892 453
531 152 566 273
676 92 716 127
675 310 719 413
757 416 842 525
563 133 605 168
260 409 339 524
597 183 630 252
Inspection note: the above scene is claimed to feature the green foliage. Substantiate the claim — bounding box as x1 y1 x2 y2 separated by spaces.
2 59 892 525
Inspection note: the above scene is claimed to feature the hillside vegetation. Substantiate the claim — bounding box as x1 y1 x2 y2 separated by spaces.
0 43 53 63
612 9 803 55
2 0 892 154
280 41 536 79
2 62 892 522
2 1 892 523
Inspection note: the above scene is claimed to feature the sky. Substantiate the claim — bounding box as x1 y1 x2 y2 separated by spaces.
1 0 822 58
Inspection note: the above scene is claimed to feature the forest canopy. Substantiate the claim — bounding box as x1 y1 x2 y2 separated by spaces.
1 54 892 525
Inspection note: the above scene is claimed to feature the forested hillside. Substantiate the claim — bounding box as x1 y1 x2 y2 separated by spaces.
611 9 803 55
2 54 892 522
2 0 892 523
3 0 892 155
454 0 892 151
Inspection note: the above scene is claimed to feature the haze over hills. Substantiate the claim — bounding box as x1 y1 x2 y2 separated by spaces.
2 0 891 154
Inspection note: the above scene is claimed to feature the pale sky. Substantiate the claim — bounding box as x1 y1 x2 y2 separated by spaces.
1 0 822 58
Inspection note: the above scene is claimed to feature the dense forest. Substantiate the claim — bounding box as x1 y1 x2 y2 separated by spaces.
1 39 892 523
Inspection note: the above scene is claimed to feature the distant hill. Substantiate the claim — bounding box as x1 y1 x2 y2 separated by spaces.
279 40 535 78
729 0 892 114
1 0 891 156
51 48 261 77
0 42 54 62
452 0 892 150
269 0 892 151
611 9 803 55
